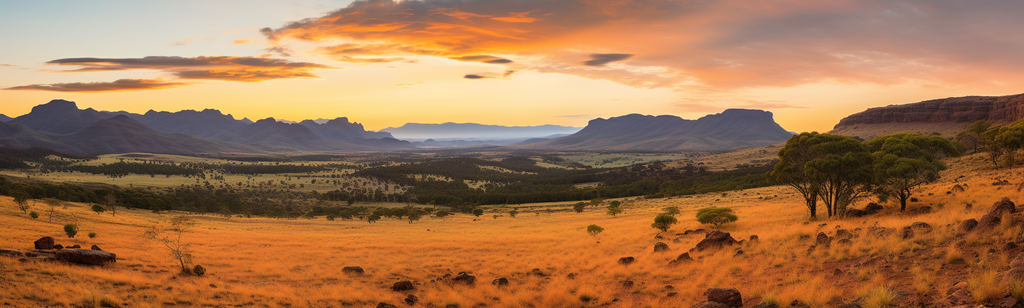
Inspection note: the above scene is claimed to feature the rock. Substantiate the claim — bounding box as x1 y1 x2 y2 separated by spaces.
845 209 867 217
835 229 853 240
959 219 979 233
832 94 1024 129
492 277 509 286
90 245 101 251
377 303 398 308
34 237 55 250
706 288 742 307
669 253 693 266
342 266 364 275
991 197 1017 215
864 203 883 214
833 269 843 276
622 280 634 288
734 250 744 257
691 301 729 308
952 184 965 192
654 242 670 253
392 281 414 291
452 272 476 285
618 257 635 265
404 294 418 305
911 222 932 231
54 249 116 265
69 245 81 249
751 303 779 308
789 300 811 308
910 197 919 202
0 248 24 257
749 235 759 243
683 229 708 236
530 268 546 276
815 232 831 247
978 213 1002 231
1002 296 1018 308
53 244 63 250
691 231 739 252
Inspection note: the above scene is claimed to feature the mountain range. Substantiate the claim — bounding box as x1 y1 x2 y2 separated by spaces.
520 109 794 152
831 93 1024 139
381 123 581 140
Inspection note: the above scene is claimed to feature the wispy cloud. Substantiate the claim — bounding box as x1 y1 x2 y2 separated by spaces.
45 56 332 82
174 37 214 46
4 79 185 92
583 54 633 66
674 100 805 113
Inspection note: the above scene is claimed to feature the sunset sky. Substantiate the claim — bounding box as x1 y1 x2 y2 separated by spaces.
2 0 1023 133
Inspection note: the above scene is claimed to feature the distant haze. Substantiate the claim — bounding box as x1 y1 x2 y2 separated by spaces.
382 123 582 140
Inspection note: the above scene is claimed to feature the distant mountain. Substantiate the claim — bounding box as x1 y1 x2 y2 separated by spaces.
831 93 1024 139
9 99 115 134
300 118 396 140
382 123 582 140
0 114 10 122
58 115 247 155
129 109 248 139
521 109 793 152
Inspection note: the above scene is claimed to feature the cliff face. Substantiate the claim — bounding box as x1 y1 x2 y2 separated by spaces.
834 93 1024 129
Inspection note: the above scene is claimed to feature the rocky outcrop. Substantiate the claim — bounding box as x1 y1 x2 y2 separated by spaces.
55 249 116 265
692 231 740 252
834 93 1024 129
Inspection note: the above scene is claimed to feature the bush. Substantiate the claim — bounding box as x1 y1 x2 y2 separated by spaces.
606 204 622 217
573 202 586 213
193 265 206 277
64 224 78 238
472 208 483 217
651 214 678 232
587 224 604 237
88 232 97 238
696 207 738 228
29 211 39 219
662 206 680 216
435 210 451 220
508 209 519 218
366 213 381 224
91 204 106 214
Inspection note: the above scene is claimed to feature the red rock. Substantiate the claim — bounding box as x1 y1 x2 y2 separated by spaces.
834 93 1024 129
55 249 116 265
34 237 54 250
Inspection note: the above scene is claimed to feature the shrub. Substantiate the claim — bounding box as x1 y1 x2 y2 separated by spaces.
435 210 451 220
29 211 39 219
88 232 97 238
91 204 106 214
590 198 604 206
508 209 519 218
573 202 586 213
472 209 483 217
651 214 678 232
861 286 897 308
367 214 381 224
696 207 738 228
662 206 680 216
587 224 604 237
609 200 621 207
64 224 78 238
192 265 206 277
606 204 622 217
325 214 336 221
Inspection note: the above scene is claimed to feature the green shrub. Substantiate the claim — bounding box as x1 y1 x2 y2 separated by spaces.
366 214 381 224
606 204 622 217
29 211 39 219
662 206 680 216
435 210 451 220
192 265 206 277
91 204 106 214
651 214 678 232
88 232 97 238
472 208 484 217
587 224 604 237
573 202 586 213
64 224 78 238
696 207 738 228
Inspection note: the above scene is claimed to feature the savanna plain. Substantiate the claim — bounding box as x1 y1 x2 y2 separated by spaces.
2 152 1024 308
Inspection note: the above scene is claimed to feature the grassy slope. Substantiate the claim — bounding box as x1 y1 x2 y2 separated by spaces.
0 153 1022 307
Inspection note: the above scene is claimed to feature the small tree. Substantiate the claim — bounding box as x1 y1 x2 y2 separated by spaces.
435 210 451 220
651 214 678 232
696 207 738 229
43 198 62 222
407 209 425 223
573 202 586 214
30 211 39 219
606 204 622 217
472 208 484 217
142 216 195 274
13 192 30 213
64 224 78 238
367 213 381 224
587 224 604 237
662 206 680 216
508 209 519 218
91 204 106 214
590 198 604 207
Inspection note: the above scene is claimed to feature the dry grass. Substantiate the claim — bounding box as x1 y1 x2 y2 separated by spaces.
0 152 1022 307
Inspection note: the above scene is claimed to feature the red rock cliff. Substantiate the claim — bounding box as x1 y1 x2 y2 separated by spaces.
834 93 1024 129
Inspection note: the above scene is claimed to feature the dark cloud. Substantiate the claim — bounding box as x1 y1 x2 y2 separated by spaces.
4 79 185 92
265 46 292 57
464 70 515 79
464 74 487 79
45 56 332 82
450 55 514 64
583 54 633 66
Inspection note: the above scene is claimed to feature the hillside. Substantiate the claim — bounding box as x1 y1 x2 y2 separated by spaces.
522 109 793 152
832 93 1024 139
382 123 581 140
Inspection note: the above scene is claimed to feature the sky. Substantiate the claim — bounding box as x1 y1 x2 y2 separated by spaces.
2 0 1023 133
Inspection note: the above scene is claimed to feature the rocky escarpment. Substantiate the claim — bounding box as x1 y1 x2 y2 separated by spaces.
834 93 1024 128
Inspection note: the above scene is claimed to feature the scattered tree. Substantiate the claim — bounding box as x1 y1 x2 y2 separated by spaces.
508 209 519 218
573 202 586 214
103 194 117 217
803 135 874 217
696 207 738 229
407 209 425 223
865 133 957 212
435 210 451 220
587 224 604 237
142 216 196 274
43 198 62 222
91 204 106 214
955 120 989 153
609 200 621 207
472 208 484 217
651 214 678 232
606 204 622 217
982 120 1024 167
590 198 604 207
64 223 78 238
662 206 680 216
13 192 30 213
367 213 381 223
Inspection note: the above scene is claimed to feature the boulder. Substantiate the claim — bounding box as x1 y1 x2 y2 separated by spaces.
53 244 63 250
845 209 867 217
978 213 1002 231
492 277 509 286
452 272 476 285
683 229 707 236
622 280 634 288
530 268 546 276
749 235 759 243
669 253 693 266
342 266 365 275
958 219 978 233
392 281 414 291
864 203 883 214
815 232 831 247
911 206 932 214
34 237 55 250
706 288 742 307
90 245 102 251
618 257 636 265
691 231 739 252
991 197 1016 215
691 301 729 308
55 249 116 265
835 229 853 240
69 245 81 249
951 184 965 192
404 295 418 305
654 242 670 253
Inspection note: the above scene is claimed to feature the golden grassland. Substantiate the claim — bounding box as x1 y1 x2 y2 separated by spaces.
1 153 1023 307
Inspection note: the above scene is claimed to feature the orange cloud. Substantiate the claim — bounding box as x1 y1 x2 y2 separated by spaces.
261 0 1024 90
45 56 332 82
4 79 185 92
